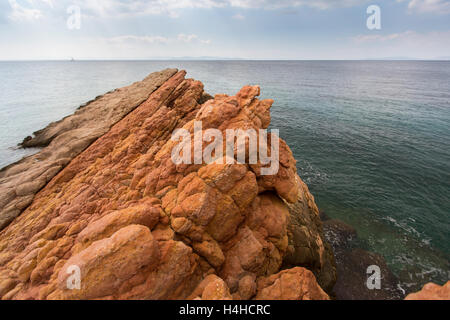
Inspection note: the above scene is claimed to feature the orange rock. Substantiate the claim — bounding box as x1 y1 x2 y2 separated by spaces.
0 69 178 231
188 274 232 300
0 70 335 300
238 274 257 300
75 200 161 250
405 281 450 300
255 267 329 300
50 225 158 300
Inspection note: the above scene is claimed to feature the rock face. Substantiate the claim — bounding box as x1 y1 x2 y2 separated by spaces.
255 267 329 300
0 69 178 231
405 281 450 300
321 214 404 300
0 69 335 300
284 181 336 293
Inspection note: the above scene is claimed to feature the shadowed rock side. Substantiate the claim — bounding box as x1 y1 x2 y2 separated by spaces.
0 70 335 300
0 68 178 231
321 214 404 300
284 179 336 293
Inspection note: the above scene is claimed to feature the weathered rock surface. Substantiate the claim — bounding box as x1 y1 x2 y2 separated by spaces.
0 69 178 231
0 70 335 300
405 281 450 300
284 179 336 293
332 248 403 300
255 267 329 300
321 215 404 300
322 217 357 251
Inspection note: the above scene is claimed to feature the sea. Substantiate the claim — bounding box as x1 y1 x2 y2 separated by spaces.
0 60 449 293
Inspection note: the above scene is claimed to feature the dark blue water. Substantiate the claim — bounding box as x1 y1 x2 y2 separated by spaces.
0 61 449 292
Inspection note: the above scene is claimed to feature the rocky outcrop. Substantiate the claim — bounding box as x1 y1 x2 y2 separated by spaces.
405 281 450 300
284 180 336 293
0 69 178 231
321 213 404 300
255 267 329 300
0 69 335 300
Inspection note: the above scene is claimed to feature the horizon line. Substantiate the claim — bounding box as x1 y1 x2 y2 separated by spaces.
1 58 449 62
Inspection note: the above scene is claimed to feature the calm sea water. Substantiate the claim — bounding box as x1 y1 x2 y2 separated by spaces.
0 61 449 292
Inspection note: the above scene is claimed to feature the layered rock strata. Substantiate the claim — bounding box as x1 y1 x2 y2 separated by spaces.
0 69 178 230
0 69 335 300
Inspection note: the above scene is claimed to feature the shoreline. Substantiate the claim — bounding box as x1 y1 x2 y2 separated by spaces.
319 212 405 299
0 69 336 300
0 69 447 300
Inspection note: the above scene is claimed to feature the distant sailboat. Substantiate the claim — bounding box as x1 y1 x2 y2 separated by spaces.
70 57 75 62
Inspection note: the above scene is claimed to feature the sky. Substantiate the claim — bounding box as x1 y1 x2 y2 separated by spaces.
0 0 449 60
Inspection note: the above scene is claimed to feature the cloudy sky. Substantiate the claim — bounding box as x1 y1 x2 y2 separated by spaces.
0 0 449 60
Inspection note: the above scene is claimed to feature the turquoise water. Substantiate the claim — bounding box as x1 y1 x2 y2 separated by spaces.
0 61 449 292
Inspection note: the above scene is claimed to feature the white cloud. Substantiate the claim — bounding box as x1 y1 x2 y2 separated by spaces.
228 0 370 10
351 30 450 59
177 33 211 44
397 0 450 14
103 33 211 45
39 0 54 9
232 13 245 20
8 0 43 21
7 0 450 21
5 0 374 21
106 35 170 44
177 33 198 42
352 30 450 44
73 0 373 14
353 31 416 42
71 0 227 18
